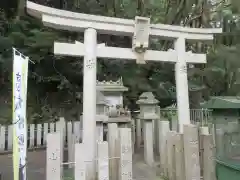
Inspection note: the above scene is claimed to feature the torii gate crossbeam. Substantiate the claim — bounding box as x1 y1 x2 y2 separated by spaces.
27 1 221 40
54 41 206 63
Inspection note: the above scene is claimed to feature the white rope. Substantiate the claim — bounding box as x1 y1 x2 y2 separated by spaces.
61 156 121 165
13 47 35 64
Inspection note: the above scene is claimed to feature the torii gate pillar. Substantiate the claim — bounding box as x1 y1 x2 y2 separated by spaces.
174 37 190 133
82 28 97 179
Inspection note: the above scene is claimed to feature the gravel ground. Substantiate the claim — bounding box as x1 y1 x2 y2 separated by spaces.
0 149 163 180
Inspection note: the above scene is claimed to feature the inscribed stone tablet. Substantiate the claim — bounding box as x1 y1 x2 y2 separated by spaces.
46 133 62 180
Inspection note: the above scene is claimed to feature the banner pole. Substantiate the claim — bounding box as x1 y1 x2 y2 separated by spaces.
12 48 29 180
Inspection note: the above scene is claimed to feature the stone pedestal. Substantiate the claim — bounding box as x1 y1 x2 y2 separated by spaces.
143 119 154 166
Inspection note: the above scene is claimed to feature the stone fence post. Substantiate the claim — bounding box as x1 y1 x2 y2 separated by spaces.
203 134 216 180
46 132 62 180
67 134 76 168
108 123 119 180
199 126 209 176
75 143 86 180
98 141 109 180
135 118 142 149
56 117 66 160
119 128 133 180
166 131 177 180
158 121 170 175
183 124 201 180
163 125 215 180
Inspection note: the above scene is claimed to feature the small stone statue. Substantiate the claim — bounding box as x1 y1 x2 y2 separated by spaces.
108 105 119 117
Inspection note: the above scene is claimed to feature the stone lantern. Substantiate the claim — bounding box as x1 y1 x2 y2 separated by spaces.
136 92 159 166
96 91 108 142
137 92 159 119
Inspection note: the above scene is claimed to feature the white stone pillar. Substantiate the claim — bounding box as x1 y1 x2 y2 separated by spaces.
171 114 178 131
175 133 185 180
199 126 210 176
183 124 201 180
155 106 160 153
174 37 191 133
82 28 97 180
136 118 142 149
68 134 76 169
96 122 104 142
75 143 86 180
203 134 216 180
46 133 62 180
108 123 119 180
158 121 170 174
119 128 133 180
143 119 154 166
166 131 177 180
56 119 65 160
96 121 104 173
98 141 109 180
59 117 66 144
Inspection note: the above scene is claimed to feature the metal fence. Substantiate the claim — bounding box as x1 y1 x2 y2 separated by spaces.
160 108 212 127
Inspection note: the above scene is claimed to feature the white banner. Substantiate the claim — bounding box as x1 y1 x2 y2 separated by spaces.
12 48 29 180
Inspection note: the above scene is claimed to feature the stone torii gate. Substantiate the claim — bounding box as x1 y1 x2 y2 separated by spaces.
26 1 222 179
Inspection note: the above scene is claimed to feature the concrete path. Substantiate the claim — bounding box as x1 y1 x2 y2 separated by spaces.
0 149 163 180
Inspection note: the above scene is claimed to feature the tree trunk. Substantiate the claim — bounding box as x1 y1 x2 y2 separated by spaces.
15 0 25 21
